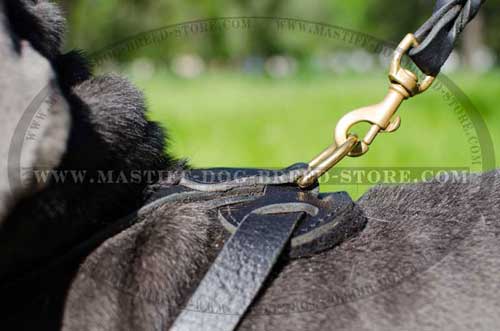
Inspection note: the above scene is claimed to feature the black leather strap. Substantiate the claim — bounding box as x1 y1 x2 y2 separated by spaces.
410 0 485 76
170 211 304 331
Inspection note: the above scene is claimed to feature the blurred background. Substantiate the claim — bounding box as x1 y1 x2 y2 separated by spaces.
56 0 500 198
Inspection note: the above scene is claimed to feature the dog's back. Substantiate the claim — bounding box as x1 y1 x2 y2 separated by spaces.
61 171 500 331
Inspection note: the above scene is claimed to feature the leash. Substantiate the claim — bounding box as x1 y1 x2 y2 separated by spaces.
410 0 485 76
171 1 486 331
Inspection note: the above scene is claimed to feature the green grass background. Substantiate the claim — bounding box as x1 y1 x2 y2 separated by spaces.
129 70 500 199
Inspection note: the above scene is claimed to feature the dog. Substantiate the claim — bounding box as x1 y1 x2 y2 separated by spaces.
1 1 499 330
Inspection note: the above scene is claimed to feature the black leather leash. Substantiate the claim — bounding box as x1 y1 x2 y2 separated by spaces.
410 0 486 76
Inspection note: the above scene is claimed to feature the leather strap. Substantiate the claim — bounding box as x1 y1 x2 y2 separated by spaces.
170 211 304 331
410 0 486 76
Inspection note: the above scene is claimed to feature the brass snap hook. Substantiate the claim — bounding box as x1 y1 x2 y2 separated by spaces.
333 88 404 157
297 33 435 188
334 33 435 157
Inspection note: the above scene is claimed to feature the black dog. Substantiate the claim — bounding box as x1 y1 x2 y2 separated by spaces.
1 0 178 328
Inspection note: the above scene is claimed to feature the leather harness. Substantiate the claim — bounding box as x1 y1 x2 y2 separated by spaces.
160 164 366 331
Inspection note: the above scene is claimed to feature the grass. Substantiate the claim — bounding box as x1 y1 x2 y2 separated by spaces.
129 69 500 199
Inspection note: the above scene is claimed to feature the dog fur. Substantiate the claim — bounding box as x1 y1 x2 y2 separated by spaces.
0 0 69 223
61 171 500 331
0 2 174 328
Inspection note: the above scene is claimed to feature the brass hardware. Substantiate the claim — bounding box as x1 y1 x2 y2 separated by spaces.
334 86 405 156
335 33 435 156
297 135 359 189
388 33 435 96
297 33 435 188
